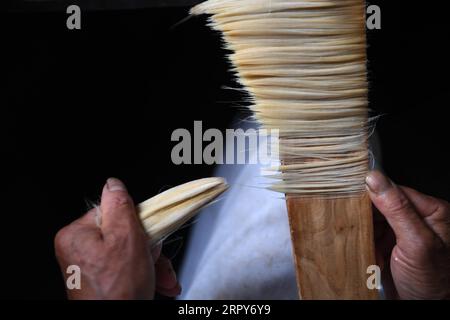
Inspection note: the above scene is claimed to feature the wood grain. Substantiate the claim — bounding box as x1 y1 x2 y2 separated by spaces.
286 193 378 299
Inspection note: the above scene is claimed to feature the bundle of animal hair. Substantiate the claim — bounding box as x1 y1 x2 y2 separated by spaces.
138 177 228 246
191 0 378 300
191 0 370 197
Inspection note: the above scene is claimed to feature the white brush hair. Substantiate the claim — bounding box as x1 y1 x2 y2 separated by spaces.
138 177 228 246
91 178 228 246
191 0 371 196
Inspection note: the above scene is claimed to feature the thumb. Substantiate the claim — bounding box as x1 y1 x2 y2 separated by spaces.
100 177 138 232
365 171 434 246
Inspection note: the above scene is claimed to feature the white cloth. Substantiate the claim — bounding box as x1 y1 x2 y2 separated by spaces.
178 160 298 299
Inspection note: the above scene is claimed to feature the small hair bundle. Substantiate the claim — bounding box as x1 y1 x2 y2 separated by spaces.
191 0 370 197
138 177 228 246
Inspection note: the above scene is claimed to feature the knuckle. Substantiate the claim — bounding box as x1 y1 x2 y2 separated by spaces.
103 231 128 251
109 193 132 209
54 226 72 252
385 191 413 215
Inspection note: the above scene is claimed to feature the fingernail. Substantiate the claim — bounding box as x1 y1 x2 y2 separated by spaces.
366 171 393 195
106 177 127 192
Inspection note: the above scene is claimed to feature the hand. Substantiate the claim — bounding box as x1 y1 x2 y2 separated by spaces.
366 171 450 299
54 178 181 299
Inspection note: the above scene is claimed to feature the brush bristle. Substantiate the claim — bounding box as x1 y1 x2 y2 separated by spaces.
138 177 228 246
192 0 370 196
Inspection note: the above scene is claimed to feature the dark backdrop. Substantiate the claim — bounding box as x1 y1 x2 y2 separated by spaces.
2 1 449 299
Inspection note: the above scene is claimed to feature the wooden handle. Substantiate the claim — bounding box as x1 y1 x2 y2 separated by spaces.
286 193 378 299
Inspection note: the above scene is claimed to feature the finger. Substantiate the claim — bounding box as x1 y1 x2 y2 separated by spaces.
155 255 181 296
73 208 99 228
400 186 448 219
401 186 450 244
100 177 138 232
151 242 162 261
156 283 182 298
366 171 434 245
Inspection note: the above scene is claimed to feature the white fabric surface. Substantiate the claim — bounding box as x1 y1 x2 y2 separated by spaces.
178 160 299 299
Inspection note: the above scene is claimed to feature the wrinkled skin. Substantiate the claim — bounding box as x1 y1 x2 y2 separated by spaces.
367 171 450 299
54 178 181 299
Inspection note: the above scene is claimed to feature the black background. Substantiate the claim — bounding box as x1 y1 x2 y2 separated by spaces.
2 1 449 299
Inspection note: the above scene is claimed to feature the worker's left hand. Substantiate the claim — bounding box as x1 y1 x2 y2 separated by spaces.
367 171 450 299
54 178 181 299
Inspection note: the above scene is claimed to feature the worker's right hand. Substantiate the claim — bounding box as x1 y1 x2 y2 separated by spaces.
366 171 450 299
54 178 181 300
